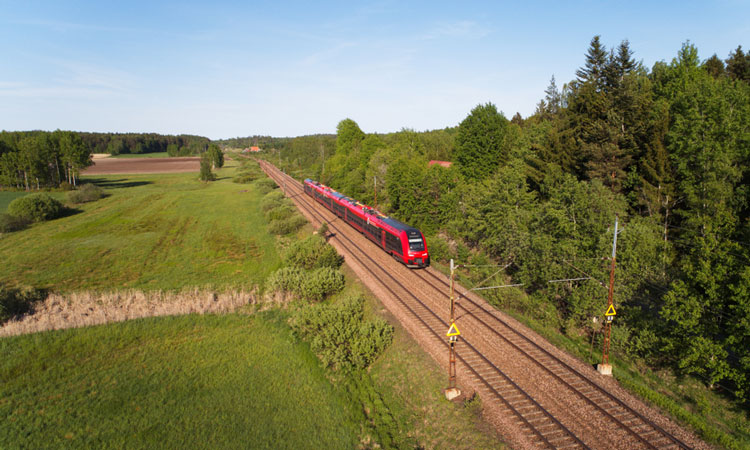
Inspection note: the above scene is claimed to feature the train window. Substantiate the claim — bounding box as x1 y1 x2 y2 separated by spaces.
386 232 401 254
408 238 424 252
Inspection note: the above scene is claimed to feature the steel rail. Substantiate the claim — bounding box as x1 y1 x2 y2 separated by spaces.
417 252 692 449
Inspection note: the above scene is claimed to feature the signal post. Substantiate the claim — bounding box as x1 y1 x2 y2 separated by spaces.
445 259 462 400
597 216 619 376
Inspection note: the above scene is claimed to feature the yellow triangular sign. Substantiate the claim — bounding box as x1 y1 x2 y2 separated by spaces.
446 322 461 337
605 304 617 316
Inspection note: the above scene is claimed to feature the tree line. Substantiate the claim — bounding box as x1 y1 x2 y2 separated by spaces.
0 131 214 190
78 132 211 156
269 39 750 405
0 130 91 189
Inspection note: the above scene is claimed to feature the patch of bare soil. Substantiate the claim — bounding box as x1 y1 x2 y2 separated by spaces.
83 157 200 175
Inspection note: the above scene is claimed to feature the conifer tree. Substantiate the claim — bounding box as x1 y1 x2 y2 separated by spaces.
543 75 562 116
703 54 725 79
576 35 608 88
725 45 750 82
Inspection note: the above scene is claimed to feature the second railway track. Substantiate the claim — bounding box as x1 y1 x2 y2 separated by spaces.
258 160 703 450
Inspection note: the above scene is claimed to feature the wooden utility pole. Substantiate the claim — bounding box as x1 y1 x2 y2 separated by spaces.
445 259 461 400
373 176 377 209
598 215 618 376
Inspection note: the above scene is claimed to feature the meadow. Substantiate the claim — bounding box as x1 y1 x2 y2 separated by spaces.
111 152 170 158
0 168 279 291
1 312 363 449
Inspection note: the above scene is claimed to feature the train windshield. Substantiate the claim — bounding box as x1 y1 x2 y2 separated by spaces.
409 238 424 252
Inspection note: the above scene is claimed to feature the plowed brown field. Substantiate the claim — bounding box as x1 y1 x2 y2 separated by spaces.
83 157 200 175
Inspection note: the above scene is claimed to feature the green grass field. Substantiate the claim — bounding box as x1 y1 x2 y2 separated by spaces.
0 312 363 449
111 152 170 158
0 167 279 291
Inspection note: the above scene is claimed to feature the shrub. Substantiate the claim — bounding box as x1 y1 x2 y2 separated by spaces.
253 178 278 194
266 266 344 302
265 205 295 222
0 213 30 233
266 267 306 294
425 234 450 263
291 295 394 371
59 181 75 191
199 155 216 181
283 236 344 269
260 190 285 212
0 285 46 324
7 193 64 222
268 215 307 235
67 183 106 204
233 173 256 184
300 267 345 301
317 221 329 237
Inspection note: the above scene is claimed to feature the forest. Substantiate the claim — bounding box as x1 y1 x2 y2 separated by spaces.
255 39 750 406
0 131 211 189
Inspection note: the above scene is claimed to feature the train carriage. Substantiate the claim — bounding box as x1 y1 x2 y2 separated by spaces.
303 179 430 268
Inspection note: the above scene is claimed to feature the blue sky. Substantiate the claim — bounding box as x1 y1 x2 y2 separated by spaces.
1 1 748 139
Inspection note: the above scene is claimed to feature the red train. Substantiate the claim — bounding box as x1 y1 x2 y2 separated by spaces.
304 179 430 268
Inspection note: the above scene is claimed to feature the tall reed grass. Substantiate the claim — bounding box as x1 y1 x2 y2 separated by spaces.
0 288 258 337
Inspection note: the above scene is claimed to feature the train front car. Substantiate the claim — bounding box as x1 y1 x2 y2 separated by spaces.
380 217 430 268
403 227 430 268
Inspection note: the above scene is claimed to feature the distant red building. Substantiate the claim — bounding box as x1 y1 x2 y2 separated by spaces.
242 146 262 153
428 160 452 168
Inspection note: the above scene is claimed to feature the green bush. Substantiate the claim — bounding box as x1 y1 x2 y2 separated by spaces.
0 285 46 324
253 178 278 194
266 267 306 294
266 266 344 302
300 267 345 301
283 236 344 269
232 173 256 184
67 183 106 204
265 205 295 222
0 213 30 233
7 193 64 223
425 234 450 263
268 215 307 235
291 295 394 371
260 190 285 212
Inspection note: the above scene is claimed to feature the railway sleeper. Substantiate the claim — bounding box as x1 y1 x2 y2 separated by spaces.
566 381 588 390
542 429 570 442
535 422 561 432
650 436 674 446
527 416 551 426
503 393 528 403
515 404 539 413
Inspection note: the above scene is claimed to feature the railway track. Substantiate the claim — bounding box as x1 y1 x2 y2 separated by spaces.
416 269 691 450
258 161 696 450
